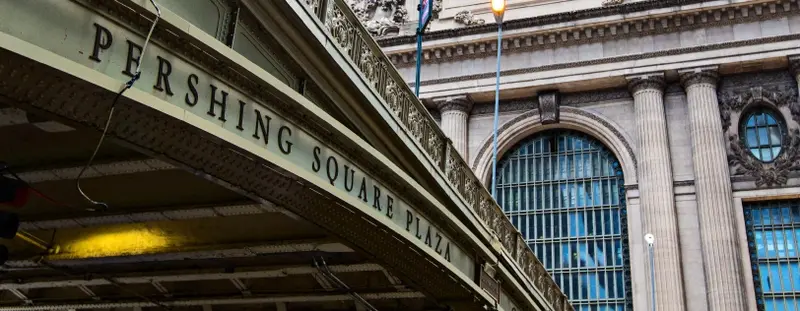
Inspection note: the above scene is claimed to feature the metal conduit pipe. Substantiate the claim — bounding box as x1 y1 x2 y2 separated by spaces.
0 292 425 311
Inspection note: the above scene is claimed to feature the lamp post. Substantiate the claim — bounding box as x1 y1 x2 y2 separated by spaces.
645 233 656 311
489 0 506 199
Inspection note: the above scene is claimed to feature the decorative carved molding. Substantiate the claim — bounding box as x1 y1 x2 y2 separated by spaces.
378 0 713 46
728 130 800 187
472 99 535 115
313 1 572 309
471 106 638 175
720 86 800 187
454 10 485 26
434 95 473 112
388 0 798 67
719 85 798 131
627 74 665 94
347 0 408 37
408 33 800 87
432 0 443 19
789 55 800 77
602 0 624 6
679 68 719 88
538 91 560 124
561 88 631 106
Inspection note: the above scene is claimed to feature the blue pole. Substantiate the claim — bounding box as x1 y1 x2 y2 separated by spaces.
490 23 503 199
414 1 424 97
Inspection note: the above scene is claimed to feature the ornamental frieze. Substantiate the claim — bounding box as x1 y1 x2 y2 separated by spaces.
385 0 798 67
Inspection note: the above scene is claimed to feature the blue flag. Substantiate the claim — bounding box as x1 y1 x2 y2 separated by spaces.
419 0 433 33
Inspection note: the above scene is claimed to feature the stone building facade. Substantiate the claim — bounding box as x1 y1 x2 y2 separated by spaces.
368 0 800 310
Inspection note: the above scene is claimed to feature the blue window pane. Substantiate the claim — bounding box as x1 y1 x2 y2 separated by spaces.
744 200 800 311
743 111 784 164
747 129 758 147
494 131 630 310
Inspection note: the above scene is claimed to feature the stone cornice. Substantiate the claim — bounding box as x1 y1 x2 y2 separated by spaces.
627 74 666 94
387 0 797 68
409 32 800 88
679 66 720 88
378 0 710 47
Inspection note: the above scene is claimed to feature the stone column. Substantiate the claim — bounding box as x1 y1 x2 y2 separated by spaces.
627 73 685 311
434 95 472 158
679 66 746 311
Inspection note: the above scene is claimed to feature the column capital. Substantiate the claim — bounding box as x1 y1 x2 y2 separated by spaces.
679 66 719 88
626 73 665 94
433 95 473 113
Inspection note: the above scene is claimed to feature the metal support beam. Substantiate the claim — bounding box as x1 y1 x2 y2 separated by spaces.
20 202 282 231
0 292 426 310
5 159 174 184
5 242 355 269
0 263 381 290
0 107 74 132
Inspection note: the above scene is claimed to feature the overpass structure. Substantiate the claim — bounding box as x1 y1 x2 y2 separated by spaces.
0 0 570 310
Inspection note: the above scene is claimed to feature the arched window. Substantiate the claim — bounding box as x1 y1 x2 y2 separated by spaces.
494 130 631 311
741 109 785 162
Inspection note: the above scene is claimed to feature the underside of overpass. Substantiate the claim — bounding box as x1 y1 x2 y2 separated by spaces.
0 106 431 311
0 0 572 310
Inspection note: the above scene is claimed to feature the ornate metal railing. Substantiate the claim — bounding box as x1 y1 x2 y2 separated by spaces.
297 0 572 310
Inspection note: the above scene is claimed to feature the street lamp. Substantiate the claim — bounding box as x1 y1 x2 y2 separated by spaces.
489 0 506 199
645 233 656 311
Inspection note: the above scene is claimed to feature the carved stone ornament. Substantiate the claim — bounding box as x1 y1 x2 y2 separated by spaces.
434 95 473 112
719 86 798 131
601 0 624 6
432 0 443 19
728 130 800 187
720 86 800 187
538 91 560 124
347 0 408 37
679 69 719 89
454 10 485 26
627 75 665 94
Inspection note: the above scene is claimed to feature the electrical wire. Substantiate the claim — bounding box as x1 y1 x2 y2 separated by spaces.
76 0 162 212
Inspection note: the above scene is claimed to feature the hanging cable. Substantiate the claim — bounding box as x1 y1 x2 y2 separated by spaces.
76 0 162 212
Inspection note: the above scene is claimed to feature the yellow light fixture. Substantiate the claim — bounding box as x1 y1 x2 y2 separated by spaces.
66 227 176 258
491 0 506 22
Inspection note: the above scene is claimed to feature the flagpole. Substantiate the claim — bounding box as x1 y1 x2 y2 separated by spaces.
414 0 431 97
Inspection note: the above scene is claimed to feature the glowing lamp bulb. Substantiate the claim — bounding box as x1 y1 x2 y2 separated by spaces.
491 0 506 15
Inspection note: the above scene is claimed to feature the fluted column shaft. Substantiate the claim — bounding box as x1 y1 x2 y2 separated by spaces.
680 67 746 311
628 74 685 311
435 96 472 158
